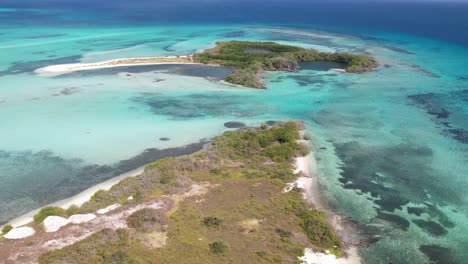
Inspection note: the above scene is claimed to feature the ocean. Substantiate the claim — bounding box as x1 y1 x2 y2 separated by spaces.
1 1 467 263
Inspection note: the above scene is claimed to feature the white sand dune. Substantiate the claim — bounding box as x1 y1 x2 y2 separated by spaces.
97 204 121 215
69 214 96 224
43 213 97 232
44 216 70 232
3 226 35 239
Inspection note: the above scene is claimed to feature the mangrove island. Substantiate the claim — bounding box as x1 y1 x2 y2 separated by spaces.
193 41 379 88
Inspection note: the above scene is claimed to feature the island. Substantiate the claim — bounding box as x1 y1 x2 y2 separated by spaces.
35 41 378 89
193 41 379 88
1 122 350 264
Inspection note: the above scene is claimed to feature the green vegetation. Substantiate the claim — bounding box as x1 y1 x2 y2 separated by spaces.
39 122 343 263
287 188 343 254
211 121 307 161
33 206 68 224
209 241 227 254
1 224 13 235
33 204 85 224
193 41 378 88
78 170 168 214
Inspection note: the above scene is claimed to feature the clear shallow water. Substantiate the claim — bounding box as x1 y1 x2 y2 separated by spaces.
1 3 468 264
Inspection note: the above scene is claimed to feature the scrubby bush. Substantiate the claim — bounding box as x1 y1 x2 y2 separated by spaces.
65 205 80 216
209 241 227 254
210 168 231 177
33 206 68 223
2 224 13 234
127 208 166 232
275 228 292 239
202 216 223 227
287 189 342 254
102 250 138 264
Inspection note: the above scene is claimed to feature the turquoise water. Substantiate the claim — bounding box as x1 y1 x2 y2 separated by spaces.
1 7 468 264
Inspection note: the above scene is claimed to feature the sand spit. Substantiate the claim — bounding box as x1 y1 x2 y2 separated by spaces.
35 55 198 76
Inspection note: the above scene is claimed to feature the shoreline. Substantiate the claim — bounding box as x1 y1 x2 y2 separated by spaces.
34 55 201 76
295 136 361 264
7 166 145 228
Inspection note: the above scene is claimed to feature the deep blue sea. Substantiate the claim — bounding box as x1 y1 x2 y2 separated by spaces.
1 1 467 263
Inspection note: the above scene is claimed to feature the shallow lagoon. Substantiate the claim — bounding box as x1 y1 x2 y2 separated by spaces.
0 15 467 264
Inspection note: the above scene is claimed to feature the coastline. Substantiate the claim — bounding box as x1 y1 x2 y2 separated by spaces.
34 55 201 76
295 135 361 264
8 166 145 228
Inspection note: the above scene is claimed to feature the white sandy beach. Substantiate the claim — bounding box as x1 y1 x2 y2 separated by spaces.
35 55 199 76
332 68 347 73
7 166 145 228
294 137 361 264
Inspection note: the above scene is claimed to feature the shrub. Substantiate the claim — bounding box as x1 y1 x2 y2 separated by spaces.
210 168 231 177
275 228 292 239
209 241 227 254
287 190 342 253
133 191 143 201
202 216 223 227
210 168 223 175
158 175 173 184
66 205 80 216
127 208 166 232
102 250 138 264
33 206 68 223
2 224 13 234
